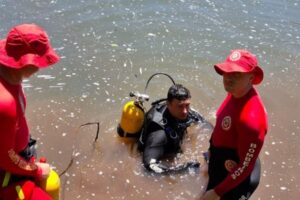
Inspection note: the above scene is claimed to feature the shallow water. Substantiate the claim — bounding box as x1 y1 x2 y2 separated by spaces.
1 0 300 199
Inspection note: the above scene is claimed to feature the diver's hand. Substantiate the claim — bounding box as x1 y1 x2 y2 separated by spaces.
200 189 220 200
36 162 50 179
149 159 168 173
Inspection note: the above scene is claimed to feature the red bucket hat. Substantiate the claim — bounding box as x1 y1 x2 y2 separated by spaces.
0 23 60 69
214 49 264 85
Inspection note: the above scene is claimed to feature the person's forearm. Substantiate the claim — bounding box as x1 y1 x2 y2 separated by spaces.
0 148 39 177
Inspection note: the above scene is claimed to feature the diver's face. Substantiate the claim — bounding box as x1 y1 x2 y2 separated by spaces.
167 98 191 120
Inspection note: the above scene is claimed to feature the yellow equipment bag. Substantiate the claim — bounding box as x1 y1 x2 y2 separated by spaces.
39 169 60 200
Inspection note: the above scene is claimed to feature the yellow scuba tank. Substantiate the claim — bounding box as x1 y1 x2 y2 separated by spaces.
38 158 60 200
117 92 149 137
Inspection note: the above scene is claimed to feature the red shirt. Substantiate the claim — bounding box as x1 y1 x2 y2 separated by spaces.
211 88 268 196
0 76 39 177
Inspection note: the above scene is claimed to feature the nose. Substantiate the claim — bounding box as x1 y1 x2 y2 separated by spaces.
182 107 188 115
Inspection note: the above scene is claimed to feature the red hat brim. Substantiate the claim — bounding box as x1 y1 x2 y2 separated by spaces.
0 39 60 69
214 62 264 85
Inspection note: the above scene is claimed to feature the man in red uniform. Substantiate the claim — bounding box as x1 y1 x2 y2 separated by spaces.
0 24 60 199
201 49 268 200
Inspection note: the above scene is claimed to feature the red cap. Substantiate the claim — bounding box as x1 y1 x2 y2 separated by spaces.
214 49 264 85
0 23 60 69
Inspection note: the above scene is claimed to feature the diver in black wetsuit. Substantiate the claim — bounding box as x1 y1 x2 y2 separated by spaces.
138 84 204 173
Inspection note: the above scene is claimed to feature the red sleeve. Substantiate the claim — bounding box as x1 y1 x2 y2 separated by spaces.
214 98 268 196
0 97 40 178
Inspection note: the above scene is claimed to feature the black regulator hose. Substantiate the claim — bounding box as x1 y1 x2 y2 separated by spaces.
144 72 176 93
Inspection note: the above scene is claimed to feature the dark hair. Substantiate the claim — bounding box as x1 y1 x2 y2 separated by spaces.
167 84 191 102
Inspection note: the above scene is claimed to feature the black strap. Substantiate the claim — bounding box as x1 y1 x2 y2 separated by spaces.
117 125 140 138
19 136 37 161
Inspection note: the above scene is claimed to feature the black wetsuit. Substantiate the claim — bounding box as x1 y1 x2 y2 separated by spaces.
138 103 202 173
207 146 261 200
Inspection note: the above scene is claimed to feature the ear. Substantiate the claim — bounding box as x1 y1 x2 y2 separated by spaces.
167 99 174 109
249 73 255 83
166 100 171 106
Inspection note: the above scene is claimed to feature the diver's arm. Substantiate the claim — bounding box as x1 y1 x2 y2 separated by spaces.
144 148 200 174
143 130 168 173
142 130 200 173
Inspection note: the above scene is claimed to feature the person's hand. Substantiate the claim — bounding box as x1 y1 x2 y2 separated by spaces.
35 162 51 179
200 151 209 175
200 189 220 200
200 160 209 175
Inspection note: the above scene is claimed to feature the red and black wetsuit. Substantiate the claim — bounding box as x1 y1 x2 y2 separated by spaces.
0 76 50 199
207 88 268 200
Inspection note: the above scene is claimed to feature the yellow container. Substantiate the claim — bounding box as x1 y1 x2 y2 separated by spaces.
119 100 144 135
39 169 60 200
